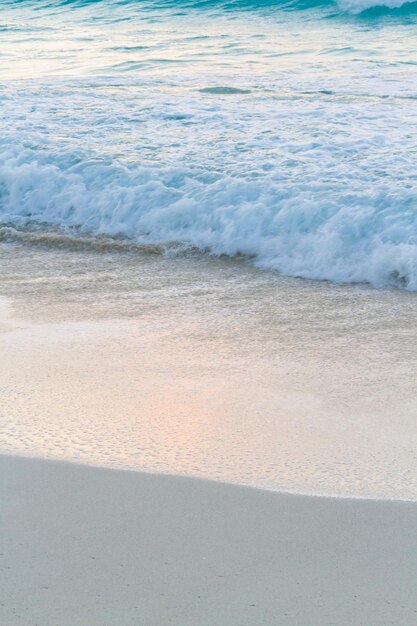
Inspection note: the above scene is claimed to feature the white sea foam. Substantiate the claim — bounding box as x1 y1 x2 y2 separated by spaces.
1 139 417 290
1 0 417 290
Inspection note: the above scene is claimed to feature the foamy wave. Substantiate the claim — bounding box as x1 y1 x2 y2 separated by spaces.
1 146 417 290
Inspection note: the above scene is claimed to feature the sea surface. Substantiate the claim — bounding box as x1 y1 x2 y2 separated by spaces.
1 0 417 288
1 0 417 499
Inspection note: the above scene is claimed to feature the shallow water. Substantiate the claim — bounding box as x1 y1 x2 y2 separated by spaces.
1 239 416 499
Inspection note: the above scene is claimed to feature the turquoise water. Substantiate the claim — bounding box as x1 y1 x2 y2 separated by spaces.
1 0 417 288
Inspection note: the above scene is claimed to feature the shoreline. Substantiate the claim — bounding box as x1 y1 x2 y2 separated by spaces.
2 448 417 504
2 454 417 626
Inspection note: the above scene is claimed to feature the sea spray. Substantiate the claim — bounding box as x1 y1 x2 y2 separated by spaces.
1 140 417 289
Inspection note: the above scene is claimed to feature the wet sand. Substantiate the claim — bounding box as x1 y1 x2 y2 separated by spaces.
1 242 417 499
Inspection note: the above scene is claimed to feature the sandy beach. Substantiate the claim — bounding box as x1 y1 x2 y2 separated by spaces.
1 454 417 626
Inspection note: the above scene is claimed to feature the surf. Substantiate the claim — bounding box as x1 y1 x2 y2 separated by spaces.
1 0 416 291
1 137 417 290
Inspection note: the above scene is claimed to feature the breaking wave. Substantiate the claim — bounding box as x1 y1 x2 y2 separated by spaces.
338 0 416 13
1 147 416 290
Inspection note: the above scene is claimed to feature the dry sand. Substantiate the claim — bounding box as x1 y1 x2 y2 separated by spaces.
1 455 416 626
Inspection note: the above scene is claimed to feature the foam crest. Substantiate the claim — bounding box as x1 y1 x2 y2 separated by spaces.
1 146 417 290
338 0 416 13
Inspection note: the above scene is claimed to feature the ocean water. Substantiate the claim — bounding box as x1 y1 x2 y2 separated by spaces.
1 0 417 289
1 0 417 499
